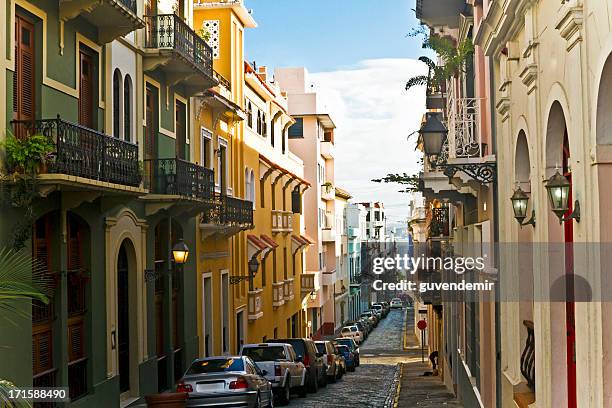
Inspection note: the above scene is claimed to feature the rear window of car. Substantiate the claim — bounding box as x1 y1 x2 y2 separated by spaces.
341 328 350 332
187 358 244 374
242 346 287 362
335 338 355 350
272 340 305 357
315 343 326 354
337 345 349 352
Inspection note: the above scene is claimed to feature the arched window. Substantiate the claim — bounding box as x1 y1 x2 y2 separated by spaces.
270 118 275 147
123 75 132 142
113 69 122 138
249 170 255 208
282 127 286 154
247 101 253 128
262 113 267 137
257 111 262 134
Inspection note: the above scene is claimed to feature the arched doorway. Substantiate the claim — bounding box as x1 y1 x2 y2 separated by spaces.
545 101 576 408
117 242 130 393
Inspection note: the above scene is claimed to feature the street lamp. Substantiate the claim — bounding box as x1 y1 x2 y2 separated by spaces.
419 112 448 163
545 169 580 224
309 291 317 301
510 186 535 228
248 257 260 276
172 239 189 264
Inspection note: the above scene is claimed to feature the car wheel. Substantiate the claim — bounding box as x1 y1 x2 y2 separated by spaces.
349 365 355 372
309 372 319 393
278 382 290 406
320 370 328 387
298 384 307 398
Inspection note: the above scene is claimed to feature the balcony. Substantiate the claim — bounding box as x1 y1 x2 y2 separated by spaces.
283 278 294 301
347 227 361 239
272 282 285 307
300 272 321 294
213 70 232 100
321 269 337 286
271 210 292 234
59 0 143 43
144 14 217 95
144 158 214 200
429 207 450 238
11 117 141 188
200 194 254 238
320 141 335 159
322 228 336 243
247 289 263 321
515 320 536 407
426 69 446 110
321 184 335 201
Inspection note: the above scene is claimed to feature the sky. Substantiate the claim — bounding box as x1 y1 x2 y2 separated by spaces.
245 0 427 224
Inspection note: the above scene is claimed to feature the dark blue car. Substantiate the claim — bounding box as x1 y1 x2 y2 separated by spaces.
336 345 355 372
334 338 360 367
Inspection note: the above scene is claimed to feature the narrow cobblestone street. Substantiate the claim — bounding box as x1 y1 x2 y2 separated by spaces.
287 308 464 408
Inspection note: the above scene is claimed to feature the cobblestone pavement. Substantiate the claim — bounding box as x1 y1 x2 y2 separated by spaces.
287 309 408 408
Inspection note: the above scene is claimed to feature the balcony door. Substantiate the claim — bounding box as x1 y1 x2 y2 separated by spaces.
14 14 35 124
175 100 186 159
79 50 94 128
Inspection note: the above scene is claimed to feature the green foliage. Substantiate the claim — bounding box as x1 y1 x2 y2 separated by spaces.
0 247 51 325
197 28 212 42
0 379 32 408
405 28 474 91
372 173 422 193
2 130 54 174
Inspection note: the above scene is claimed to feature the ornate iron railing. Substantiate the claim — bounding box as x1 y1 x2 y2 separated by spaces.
446 86 483 158
213 70 231 92
11 117 141 186
143 158 214 200
521 320 535 390
144 14 213 80
201 194 253 227
430 207 450 237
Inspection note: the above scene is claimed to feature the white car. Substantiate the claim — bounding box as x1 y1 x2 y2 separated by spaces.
390 299 403 309
340 325 363 344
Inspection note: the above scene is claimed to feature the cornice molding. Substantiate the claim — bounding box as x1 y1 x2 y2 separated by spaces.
555 6 583 52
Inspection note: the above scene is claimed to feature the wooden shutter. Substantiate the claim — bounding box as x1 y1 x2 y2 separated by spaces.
113 70 121 138
175 101 186 159
79 51 94 128
68 319 84 362
145 87 155 159
14 15 35 123
291 188 301 214
155 294 164 356
67 217 83 271
32 329 53 374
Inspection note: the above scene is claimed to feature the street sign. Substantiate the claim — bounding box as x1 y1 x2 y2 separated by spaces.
417 319 427 330
417 319 427 363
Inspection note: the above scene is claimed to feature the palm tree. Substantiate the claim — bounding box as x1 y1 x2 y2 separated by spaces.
0 247 51 407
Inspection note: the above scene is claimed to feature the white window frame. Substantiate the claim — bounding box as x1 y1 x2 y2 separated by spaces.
201 126 213 169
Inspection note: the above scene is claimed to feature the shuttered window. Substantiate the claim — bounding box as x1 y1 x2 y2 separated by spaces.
124 76 132 142
288 118 303 139
113 69 121 137
79 51 94 127
291 188 301 214
14 15 35 123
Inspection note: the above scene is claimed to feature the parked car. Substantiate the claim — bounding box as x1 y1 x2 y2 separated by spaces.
360 311 378 326
177 356 274 408
333 344 346 378
380 301 391 315
269 338 326 393
315 340 341 383
352 320 369 337
340 325 363 344
334 337 360 367
336 344 356 372
359 317 373 334
240 343 306 405
371 303 386 318
390 298 403 309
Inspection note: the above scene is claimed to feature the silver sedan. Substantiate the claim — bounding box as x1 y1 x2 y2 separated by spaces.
177 356 274 407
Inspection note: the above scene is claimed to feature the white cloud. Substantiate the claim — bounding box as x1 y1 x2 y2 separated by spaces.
310 58 427 223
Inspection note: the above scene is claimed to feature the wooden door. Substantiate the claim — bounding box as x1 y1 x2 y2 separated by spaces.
175 101 186 159
145 87 156 160
79 51 94 128
117 245 130 393
14 15 35 124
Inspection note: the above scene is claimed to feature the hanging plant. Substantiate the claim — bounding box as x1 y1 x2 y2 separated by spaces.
2 130 55 175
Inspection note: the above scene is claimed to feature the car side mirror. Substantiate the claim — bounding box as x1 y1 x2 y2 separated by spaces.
261 370 268 375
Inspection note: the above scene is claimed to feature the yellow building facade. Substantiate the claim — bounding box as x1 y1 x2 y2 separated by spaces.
192 1 310 356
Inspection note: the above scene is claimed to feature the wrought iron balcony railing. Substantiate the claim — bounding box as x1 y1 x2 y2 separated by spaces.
144 14 213 79
11 117 141 186
143 158 214 200
117 0 137 14
521 320 535 391
429 207 450 237
201 194 254 227
446 85 484 159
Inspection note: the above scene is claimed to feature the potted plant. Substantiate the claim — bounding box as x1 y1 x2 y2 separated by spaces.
3 130 55 175
322 181 333 193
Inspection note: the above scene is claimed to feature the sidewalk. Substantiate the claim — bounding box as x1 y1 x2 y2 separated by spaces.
396 311 463 407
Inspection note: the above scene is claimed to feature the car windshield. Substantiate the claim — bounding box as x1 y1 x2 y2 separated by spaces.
187 358 244 374
242 346 286 362
315 343 326 354
271 340 305 357
350 327 357 332
335 338 355 350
